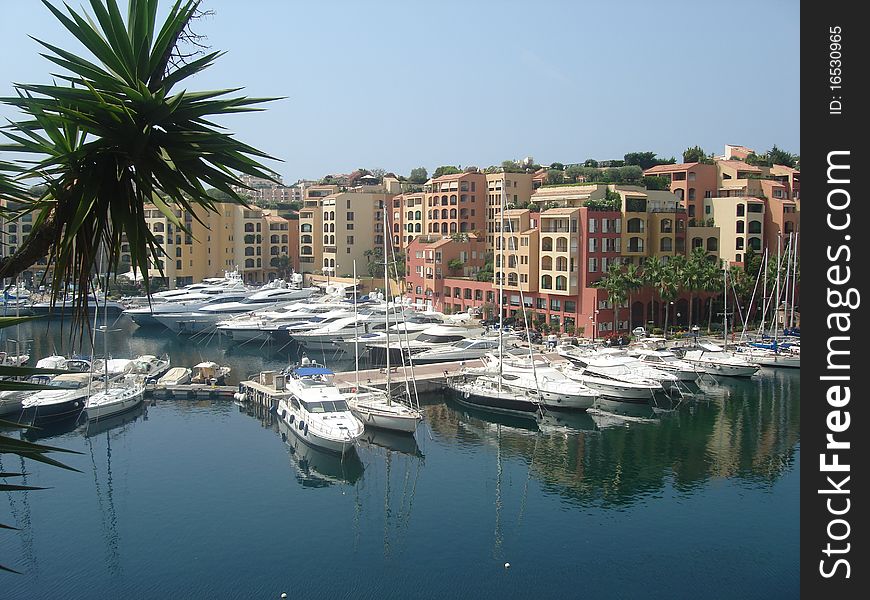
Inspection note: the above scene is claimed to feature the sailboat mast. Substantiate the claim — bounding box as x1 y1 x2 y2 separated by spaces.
759 249 768 340
353 260 360 393
723 264 728 349
774 232 781 347
498 175 506 392
383 202 391 405
790 232 798 329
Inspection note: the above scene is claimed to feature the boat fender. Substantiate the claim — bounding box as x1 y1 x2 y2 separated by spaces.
288 414 295 424
304 423 309 436
298 420 304 430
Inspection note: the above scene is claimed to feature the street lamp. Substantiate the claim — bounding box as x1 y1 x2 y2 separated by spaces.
590 309 600 343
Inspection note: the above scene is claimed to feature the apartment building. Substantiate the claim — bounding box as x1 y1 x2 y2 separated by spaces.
320 190 390 277
298 185 338 273
642 162 718 221
485 172 534 246
396 192 426 249
405 234 488 313
131 202 296 287
423 172 485 237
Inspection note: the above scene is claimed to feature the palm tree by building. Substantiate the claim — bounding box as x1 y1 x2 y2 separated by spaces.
593 262 627 336
0 0 278 322
622 261 643 330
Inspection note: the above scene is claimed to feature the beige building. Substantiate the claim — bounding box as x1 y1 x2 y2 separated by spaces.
486 172 534 247
131 202 295 287
298 185 338 273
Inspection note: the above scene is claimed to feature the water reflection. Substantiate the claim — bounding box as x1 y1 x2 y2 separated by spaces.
275 418 364 487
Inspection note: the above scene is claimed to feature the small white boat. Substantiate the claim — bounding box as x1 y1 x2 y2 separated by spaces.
130 354 171 380
158 367 192 385
85 375 145 421
557 363 661 400
191 362 231 384
0 351 29 367
346 389 423 433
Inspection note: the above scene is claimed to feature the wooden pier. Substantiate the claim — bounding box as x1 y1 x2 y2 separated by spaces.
145 382 238 400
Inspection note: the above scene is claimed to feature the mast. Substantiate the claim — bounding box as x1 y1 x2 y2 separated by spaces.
723 264 728 350
498 174 506 392
773 232 781 350
758 249 768 340
353 260 360 393
790 232 798 329
383 202 391 405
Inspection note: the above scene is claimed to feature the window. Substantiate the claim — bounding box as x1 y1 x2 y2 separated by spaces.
705 205 711 215
736 204 745 217
347 236 354 244
660 238 672 252
565 300 576 313
550 298 562 311
347 212 354 220
555 276 567 291
748 221 762 234
736 221 745 233
588 257 598 272
588 238 598 252
541 275 553 289
706 238 717 251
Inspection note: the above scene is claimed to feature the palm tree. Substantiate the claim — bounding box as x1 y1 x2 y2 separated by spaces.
683 248 707 327
655 261 679 338
593 263 627 336
0 0 278 322
702 258 724 333
622 262 642 330
642 256 664 327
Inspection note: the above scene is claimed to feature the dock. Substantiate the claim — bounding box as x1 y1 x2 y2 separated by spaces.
331 359 487 393
145 382 237 400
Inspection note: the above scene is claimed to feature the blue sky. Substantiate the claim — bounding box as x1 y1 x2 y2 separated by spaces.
0 0 800 183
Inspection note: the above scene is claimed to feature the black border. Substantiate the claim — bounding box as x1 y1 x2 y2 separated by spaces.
802 3 866 595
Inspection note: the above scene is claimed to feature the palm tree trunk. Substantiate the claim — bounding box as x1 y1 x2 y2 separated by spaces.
707 296 714 333
688 292 694 326
664 303 670 339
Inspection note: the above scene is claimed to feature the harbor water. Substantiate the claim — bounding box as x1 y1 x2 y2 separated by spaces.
1 319 799 599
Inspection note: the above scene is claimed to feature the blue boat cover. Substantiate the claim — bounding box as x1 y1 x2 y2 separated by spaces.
294 367 334 376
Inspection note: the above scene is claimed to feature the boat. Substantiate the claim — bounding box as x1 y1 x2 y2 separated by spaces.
735 345 800 368
158 367 192 385
274 365 365 455
84 375 146 421
27 297 125 317
559 351 681 391
0 373 54 417
130 354 171 381
680 342 760 377
406 337 505 364
191 362 231 384
0 351 29 367
344 255 423 434
467 353 599 411
331 314 443 355
629 349 700 381
154 280 320 335
556 358 662 401
21 372 99 425
124 289 250 327
276 417 364 486
365 322 486 365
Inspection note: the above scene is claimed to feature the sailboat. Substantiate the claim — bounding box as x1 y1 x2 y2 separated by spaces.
446 173 543 419
85 293 145 422
346 216 423 433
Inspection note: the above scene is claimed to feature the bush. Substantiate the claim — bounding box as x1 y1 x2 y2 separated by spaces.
652 327 664 336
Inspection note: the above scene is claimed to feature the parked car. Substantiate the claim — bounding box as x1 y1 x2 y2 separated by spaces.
632 327 647 338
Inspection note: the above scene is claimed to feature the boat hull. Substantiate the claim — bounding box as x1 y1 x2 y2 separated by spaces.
447 380 541 418
276 401 362 455
23 398 86 425
86 391 144 421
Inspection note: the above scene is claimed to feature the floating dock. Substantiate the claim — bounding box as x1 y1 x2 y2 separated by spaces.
145 383 237 400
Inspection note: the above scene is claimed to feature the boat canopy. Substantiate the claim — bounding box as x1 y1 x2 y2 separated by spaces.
294 367 334 376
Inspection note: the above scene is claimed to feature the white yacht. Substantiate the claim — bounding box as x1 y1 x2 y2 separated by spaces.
564 353 681 391
410 337 508 364
216 302 347 342
556 359 662 401
447 372 543 419
629 349 700 381
346 388 423 433
130 354 171 381
468 353 599 411
366 323 486 365
291 305 410 351
332 314 444 356
275 365 364 454
680 342 760 377
732 344 800 369
154 283 319 334
124 288 250 327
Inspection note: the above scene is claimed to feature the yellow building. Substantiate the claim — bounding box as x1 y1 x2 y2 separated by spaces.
486 172 534 247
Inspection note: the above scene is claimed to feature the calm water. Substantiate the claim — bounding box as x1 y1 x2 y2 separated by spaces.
1 319 800 599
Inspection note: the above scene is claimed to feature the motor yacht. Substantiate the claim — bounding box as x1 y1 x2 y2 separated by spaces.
468 353 599 411
275 365 364 454
680 342 760 377
366 323 486 365
628 349 700 381
154 283 319 334
21 373 101 424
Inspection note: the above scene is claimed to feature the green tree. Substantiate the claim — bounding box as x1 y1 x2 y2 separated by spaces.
592 263 627 335
767 145 799 168
547 169 564 185
684 248 708 327
624 152 675 170
622 262 643 329
642 175 671 190
447 258 464 273
0 0 277 322
642 256 665 327
433 165 461 178
683 145 708 163
500 160 523 173
408 167 428 184
701 258 724 333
